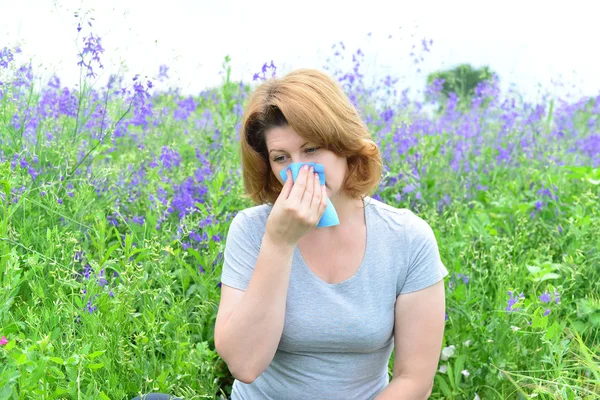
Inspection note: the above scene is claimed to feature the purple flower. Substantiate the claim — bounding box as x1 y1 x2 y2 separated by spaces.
97 269 108 287
535 201 544 211
539 292 552 303
159 146 182 170
28 167 39 181
82 263 92 279
506 291 524 313
158 64 169 81
437 194 452 214
189 232 202 242
174 96 197 121
86 299 97 314
77 33 104 78
554 289 561 304
543 309 551 316
253 60 277 81
403 184 416 194
19 155 28 168
57 198 63 205
0 47 15 69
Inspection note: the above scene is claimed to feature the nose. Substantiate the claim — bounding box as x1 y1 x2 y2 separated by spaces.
291 155 313 165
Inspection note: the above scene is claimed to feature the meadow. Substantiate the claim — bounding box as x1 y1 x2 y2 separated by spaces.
0 21 599 400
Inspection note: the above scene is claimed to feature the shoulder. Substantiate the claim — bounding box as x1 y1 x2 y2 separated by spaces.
366 196 428 231
234 203 272 222
228 203 273 234
366 197 438 247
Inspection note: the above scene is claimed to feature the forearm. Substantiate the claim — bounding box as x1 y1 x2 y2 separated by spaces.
374 376 432 400
217 235 295 382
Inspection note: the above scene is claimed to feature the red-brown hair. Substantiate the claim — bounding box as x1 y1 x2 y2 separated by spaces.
239 68 383 205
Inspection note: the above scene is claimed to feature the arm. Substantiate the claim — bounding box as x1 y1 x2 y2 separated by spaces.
375 280 446 399
214 234 295 384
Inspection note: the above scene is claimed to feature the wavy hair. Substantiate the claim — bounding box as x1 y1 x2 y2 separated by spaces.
239 68 383 205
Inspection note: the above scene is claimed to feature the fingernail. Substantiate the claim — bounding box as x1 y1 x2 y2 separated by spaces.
303 164 309 171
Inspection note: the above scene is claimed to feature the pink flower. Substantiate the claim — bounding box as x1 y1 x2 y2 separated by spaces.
0 336 8 346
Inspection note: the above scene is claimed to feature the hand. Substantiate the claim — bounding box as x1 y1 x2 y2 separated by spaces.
265 165 329 248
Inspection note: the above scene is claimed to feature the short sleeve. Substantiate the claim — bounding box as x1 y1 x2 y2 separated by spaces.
220 211 261 291
397 214 449 296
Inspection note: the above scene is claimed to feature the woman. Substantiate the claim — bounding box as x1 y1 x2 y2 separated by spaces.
214 69 449 399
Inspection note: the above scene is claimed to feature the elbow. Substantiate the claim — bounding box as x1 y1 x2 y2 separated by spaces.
231 368 258 384
214 339 261 385
226 361 261 384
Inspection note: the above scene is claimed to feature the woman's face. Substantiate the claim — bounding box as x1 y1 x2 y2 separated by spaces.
265 125 348 199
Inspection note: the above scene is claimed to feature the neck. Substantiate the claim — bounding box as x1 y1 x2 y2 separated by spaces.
328 192 366 229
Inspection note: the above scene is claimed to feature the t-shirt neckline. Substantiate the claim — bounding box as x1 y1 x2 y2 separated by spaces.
294 196 372 287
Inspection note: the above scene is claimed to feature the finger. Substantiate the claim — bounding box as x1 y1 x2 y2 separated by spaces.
301 166 315 206
310 172 322 212
317 184 328 217
276 169 293 203
289 164 309 203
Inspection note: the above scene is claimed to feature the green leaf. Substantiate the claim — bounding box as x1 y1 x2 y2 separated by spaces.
590 313 600 326
453 354 466 387
14 353 28 365
66 356 79 365
4 339 16 352
526 265 541 275
49 366 65 379
74 296 83 309
446 362 456 390
545 322 562 341
54 387 70 396
537 272 561 282
87 350 105 360
532 313 548 329
187 248 202 264
435 375 453 396
49 357 64 365
99 391 111 400
86 363 104 370
454 284 466 302
100 243 120 266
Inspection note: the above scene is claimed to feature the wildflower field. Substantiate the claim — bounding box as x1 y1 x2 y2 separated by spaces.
0 19 599 400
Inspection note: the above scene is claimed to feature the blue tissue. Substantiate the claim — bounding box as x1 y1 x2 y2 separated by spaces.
279 162 340 228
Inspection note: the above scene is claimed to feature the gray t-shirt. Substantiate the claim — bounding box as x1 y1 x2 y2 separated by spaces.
220 196 448 400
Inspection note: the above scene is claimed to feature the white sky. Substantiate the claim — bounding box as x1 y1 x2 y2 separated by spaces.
2 0 599 102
